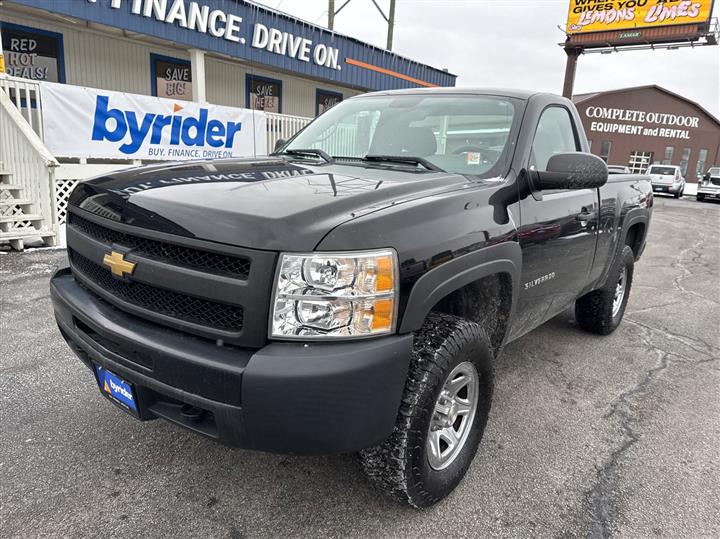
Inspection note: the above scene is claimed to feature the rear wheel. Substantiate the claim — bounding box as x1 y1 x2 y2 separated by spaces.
575 245 634 335
359 313 493 508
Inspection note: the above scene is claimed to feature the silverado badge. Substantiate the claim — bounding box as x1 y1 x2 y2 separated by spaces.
103 251 136 278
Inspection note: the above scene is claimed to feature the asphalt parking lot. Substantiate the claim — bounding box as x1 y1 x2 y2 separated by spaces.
1 196 718 538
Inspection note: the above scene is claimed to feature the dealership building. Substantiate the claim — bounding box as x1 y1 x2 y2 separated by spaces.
574 85 720 182
1 0 455 117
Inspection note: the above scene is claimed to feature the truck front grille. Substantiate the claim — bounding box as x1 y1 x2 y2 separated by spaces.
68 249 245 332
68 213 250 279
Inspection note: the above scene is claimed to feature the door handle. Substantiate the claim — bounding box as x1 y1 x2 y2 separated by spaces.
577 208 597 224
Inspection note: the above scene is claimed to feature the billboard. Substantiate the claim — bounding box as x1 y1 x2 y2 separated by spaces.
566 0 715 35
39 83 267 160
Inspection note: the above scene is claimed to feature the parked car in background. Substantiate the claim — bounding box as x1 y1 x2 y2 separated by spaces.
608 165 631 174
647 164 685 198
697 167 720 202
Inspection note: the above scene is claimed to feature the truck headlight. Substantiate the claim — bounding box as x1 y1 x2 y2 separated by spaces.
270 249 398 339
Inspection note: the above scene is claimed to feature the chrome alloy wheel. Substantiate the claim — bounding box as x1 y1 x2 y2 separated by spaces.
612 266 627 317
427 361 479 471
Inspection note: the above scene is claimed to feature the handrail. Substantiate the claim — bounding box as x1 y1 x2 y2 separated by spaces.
0 74 44 136
0 89 57 167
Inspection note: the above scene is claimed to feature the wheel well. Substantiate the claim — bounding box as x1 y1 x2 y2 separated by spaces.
431 273 512 351
624 222 645 258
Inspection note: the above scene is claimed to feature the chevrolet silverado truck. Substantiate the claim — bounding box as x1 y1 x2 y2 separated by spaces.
51 88 652 508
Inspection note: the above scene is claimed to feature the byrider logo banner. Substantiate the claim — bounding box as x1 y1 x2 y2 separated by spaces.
39 82 267 160
566 0 714 34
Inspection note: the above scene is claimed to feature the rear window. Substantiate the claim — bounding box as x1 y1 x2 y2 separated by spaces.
648 166 676 175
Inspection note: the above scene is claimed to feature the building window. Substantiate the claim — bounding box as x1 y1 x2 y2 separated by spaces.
695 149 708 179
629 151 653 174
0 22 65 82
150 54 192 101
316 89 343 116
600 140 612 163
663 146 674 165
679 147 691 177
246 74 282 113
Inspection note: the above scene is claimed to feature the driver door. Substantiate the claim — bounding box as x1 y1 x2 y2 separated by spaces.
511 106 599 339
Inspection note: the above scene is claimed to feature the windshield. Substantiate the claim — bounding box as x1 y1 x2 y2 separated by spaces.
708 167 720 176
648 166 676 175
282 94 519 177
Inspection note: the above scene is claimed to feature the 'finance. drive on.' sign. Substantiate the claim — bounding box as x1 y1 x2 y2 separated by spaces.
40 82 267 160
85 0 341 70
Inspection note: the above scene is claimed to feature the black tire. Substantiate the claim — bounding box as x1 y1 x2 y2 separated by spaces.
575 245 634 335
697 194 705 202
359 313 494 508
674 190 682 199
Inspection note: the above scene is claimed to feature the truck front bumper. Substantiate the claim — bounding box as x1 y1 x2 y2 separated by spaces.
51 267 412 455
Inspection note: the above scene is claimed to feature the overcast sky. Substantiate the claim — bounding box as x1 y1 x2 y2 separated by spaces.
255 0 720 116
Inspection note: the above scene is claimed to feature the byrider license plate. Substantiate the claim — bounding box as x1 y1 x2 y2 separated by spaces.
95 364 139 416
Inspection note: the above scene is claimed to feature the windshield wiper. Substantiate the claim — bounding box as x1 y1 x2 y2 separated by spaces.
363 154 445 172
279 148 334 164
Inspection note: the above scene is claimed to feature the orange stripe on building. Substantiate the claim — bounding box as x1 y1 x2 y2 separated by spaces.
345 58 438 88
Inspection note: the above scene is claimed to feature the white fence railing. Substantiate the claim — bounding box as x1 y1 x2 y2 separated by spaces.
266 112 312 151
0 75 44 137
0 88 58 243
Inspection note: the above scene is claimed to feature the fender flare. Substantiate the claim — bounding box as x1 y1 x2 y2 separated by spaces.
596 206 649 288
618 207 650 257
398 242 521 335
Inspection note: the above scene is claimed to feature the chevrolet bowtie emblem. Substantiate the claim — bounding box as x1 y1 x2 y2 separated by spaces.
103 251 136 278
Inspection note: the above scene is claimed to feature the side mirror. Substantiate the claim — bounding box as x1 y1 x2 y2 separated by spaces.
533 152 608 190
274 138 287 152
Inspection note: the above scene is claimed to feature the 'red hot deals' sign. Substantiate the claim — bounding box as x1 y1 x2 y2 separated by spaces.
566 0 715 35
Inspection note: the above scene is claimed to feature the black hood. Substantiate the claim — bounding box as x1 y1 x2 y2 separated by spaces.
68 157 482 251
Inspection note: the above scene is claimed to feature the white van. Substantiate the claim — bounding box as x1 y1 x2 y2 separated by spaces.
647 164 685 198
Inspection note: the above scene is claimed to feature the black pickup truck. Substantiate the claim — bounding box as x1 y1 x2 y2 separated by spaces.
51 88 652 507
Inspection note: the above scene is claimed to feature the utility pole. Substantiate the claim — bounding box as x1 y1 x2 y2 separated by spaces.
386 0 396 50
328 0 397 51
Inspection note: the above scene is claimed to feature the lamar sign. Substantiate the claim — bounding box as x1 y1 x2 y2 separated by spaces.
40 83 267 160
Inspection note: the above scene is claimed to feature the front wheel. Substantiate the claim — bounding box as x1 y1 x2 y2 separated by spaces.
359 313 494 508
575 245 634 335
697 194 705 202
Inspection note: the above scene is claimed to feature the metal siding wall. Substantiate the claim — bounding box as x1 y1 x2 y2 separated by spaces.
206 57 362 117
9 0 457 90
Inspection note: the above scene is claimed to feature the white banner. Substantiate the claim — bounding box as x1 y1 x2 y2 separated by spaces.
40 82 267 160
